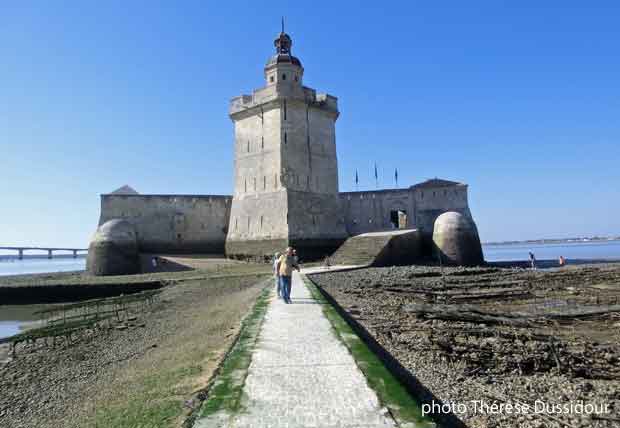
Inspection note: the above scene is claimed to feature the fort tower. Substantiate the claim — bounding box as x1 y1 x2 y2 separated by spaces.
225 29 348 259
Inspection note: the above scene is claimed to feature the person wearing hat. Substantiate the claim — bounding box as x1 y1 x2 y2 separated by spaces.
276 247 300 304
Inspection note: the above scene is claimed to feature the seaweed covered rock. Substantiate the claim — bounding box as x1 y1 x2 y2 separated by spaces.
432 211 484 266
86 219 140 276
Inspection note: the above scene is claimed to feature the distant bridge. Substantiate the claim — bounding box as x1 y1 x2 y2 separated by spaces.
0 247 88 259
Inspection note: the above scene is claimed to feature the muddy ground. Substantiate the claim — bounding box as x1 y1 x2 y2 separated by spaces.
0 262 270 428
310 263 620 428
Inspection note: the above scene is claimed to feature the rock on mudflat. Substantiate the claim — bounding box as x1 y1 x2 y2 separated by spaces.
86 219 140 276
432 211 484 266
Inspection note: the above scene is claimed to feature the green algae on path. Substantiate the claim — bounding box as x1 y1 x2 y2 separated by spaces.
192 286 272 425
303 275 437 428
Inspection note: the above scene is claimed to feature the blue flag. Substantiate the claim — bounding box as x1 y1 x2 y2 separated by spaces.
374 162 378 180
355 169 359 184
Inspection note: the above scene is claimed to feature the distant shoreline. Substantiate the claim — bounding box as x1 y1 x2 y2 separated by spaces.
483 237 620 246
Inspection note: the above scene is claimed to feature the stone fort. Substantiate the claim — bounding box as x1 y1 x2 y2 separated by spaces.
89 29 482 271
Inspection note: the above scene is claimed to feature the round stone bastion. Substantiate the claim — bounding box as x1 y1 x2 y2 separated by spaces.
432 211 484 266
86 219 140 276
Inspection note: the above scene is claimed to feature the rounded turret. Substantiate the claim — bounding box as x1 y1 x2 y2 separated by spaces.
432 211 484 266
86 219 140 276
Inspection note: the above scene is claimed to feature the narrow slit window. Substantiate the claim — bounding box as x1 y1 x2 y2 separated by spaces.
283 100 287 120
261 136 264 149
253 177 257 191
244 179 247 193
263 176 266 190
247 140 250 153
284 132 287 144
282 74 286 80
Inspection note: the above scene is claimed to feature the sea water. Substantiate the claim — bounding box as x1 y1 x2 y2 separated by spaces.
483 240 620 262
0 256 86 277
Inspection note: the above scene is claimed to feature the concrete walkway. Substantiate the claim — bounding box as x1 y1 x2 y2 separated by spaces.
221 270 395 427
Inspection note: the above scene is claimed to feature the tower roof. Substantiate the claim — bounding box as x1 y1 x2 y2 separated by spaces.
109 184 139 195
411 178 465 189
266 19 302 68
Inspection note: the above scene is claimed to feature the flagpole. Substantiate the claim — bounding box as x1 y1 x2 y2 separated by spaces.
374 162 378 189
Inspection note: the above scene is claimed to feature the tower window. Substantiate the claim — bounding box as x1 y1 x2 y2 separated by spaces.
283 100 287 120
247 217 251 231
235 218 238 230
294 75 298 82
253 177 257 191
275 173 278 188
284 132 287 144
282 74 286 80
244 179 247 193
270 75 274 83
247 140 250 153
307 175 310 188
261 136 264 149
260 215 264 230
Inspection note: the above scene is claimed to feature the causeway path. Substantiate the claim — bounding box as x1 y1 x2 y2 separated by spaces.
200 268 395 427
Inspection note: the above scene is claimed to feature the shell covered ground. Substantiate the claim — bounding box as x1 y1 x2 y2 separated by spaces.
309 263 620 428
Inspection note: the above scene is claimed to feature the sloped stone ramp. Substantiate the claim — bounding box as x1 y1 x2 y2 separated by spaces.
330 229 423 267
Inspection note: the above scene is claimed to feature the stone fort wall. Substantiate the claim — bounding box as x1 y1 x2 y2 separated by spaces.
98 194 231 253
339 181 472 237
97 180 471 256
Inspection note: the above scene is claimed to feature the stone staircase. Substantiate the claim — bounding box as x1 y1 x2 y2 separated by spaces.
330 229 423 267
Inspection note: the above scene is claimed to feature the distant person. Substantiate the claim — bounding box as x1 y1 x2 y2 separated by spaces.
273 252 282 298
559 256 566 267
529 252 537 270
277 247 300 304
292 249 299 266
151 257 158 269
324 255 332 270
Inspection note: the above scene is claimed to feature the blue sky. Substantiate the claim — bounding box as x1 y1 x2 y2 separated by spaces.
1 1 619 248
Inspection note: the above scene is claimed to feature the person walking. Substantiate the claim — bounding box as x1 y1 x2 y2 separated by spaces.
277 247 300 304
273 252 282 298
292 249 299 266
529 252 537 270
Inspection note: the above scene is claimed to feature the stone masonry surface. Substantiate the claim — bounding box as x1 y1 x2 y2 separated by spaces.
195 270 395 427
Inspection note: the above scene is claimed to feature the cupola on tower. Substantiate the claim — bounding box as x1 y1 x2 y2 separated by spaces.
225 25 348 260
